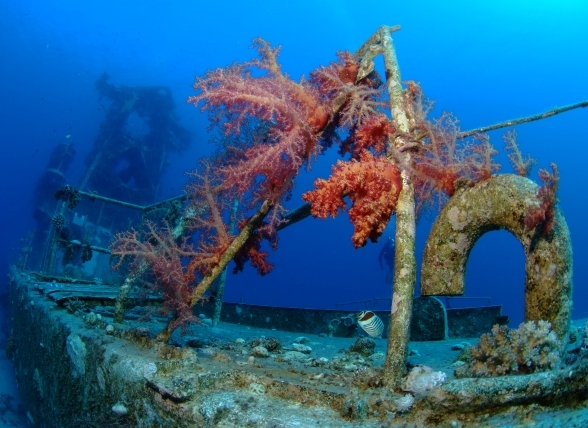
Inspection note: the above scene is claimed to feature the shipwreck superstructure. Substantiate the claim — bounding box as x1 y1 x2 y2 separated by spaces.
7 25 588 427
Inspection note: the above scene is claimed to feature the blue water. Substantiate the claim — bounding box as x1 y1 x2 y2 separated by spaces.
1 0 587 330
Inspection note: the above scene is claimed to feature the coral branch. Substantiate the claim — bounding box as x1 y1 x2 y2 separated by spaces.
187 39 388 232
503 129 536 177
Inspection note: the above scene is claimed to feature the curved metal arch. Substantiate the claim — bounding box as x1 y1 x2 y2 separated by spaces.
420 174 573 341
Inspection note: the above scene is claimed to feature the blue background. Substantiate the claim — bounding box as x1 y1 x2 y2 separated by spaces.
1 0 587 327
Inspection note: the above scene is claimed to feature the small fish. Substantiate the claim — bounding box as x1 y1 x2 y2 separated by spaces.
356 310 385 338
65 134 71 139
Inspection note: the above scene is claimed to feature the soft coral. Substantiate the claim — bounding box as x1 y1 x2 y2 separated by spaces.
398 82 499 215
110 221 198 332
525 163 559 235
188 39 329 209
303 150 402 247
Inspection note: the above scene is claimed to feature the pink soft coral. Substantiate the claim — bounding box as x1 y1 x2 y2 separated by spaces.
187 39 329 212
188 40 389 233
310 51 386 129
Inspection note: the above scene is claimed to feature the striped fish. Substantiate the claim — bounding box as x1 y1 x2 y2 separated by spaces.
356 311 385 338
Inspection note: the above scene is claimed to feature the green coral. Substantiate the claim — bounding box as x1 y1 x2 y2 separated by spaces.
455 320 561 378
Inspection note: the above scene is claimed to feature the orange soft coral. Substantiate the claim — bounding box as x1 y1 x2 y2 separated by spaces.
303 150 402 247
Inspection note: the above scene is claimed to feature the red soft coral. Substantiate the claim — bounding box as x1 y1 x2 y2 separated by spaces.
398 84 500 216
341 113 395 158
303 150 402 247
411 114 498 196
110 221 199 332
525 163 559 235
232 222 278 275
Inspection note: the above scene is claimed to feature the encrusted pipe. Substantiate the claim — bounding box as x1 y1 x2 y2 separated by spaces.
114 277 133 323
212 198 240 327
355 25 417 387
